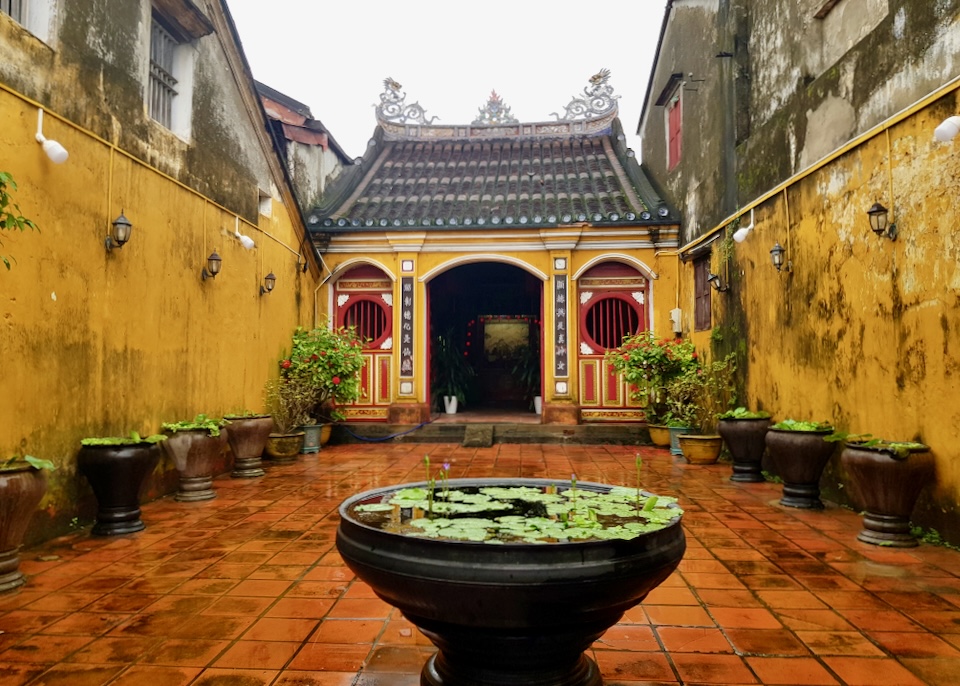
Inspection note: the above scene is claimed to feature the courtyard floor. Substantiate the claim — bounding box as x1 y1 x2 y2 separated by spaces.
2 442 959 686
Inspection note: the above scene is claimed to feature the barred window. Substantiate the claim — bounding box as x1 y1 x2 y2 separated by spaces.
1 0 24 23
343 297 391 348
149 18 179 128
582 295 642 352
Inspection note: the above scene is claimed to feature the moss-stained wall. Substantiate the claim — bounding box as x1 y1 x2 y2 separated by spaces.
0 2 319 545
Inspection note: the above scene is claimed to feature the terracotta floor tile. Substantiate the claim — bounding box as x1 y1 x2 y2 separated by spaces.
899 657 960 685
904 609 960 633
326 598 394 619
794 630 886 656
212 639 300 669
695 589 764 608
201 595 274 616
822 656 927 685
300 565 354 582
655 626 734 653
69 636 160 663
594 651 677 682
265 597 335 619
754 589 827 610
679 572 748 589
642 585 699 606
288 642 370 671
739 575 804 591
671 653 758 684
106 665 201 686
243 616 319 642
15 663 124 686
224 578 293 597
642 605 715 627
141 639 231 666
775 609 854 632
724 629 810 656
709 607 783 630
0 610 66 634
83 594 160 614
0 664 47 686
311 618 386 644
190 668 278 685
286 580 350 598
594 625 660 651
273 671 358 686
363 645 434 673
38 611 131 636
745 656 840 685
866 630 960 657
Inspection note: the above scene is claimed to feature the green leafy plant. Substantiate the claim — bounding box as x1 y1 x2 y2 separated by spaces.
0 454 55 471
718 407 771 420
161 414 227 437
81 431 167 446
510 341 542 408
606 333 698 424
910 526 960 551
265 377 316 434
771 419 834 432
431 328 476 409
280 322 365 421
664 353 737 433
0 172 38 270
845 437 928 460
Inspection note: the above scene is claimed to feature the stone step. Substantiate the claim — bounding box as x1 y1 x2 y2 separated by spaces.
332 422 651 446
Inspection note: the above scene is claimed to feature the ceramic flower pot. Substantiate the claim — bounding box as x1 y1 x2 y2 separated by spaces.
337 478 685 686
78 443 160 535
0 466 47 592
718 418 771 482
162 430 227 501
300 423 323 454
840 441 933 547
264 432 304 463
646 424 671 447
225 415 272 478
766 428 836 509
667 426 691 456
677 434 723 464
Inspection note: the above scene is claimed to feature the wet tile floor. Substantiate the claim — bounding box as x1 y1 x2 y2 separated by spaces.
2 442 960 686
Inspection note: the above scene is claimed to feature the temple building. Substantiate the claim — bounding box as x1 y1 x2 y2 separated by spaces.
300 72 680 425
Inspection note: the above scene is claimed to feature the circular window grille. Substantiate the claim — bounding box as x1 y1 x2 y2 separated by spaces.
582 295 642 351
343 297 390 348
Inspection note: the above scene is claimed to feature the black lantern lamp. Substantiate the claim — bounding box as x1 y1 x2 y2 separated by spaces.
707 273 728 292
105 211 132 251
866 202 897 240
770 242 791 273
260 271 276 296
201 249 222 280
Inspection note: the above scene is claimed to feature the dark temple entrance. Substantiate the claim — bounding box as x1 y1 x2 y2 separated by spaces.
428 262 543 414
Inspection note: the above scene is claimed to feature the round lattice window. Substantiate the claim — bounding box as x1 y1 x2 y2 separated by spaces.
581 294 643 352
342 296 391 349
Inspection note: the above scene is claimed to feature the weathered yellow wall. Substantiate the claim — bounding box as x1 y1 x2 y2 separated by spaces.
682 90 960 538
0 91 319 539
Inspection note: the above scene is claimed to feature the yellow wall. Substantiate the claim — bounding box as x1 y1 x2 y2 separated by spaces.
1 90 319 537
679 89 960 535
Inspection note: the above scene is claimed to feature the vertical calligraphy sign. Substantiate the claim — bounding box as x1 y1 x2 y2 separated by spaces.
553 274 568 378
399 277 414 378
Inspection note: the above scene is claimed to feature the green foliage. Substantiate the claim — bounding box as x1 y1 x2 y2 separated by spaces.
771 419 834 432
280 323 365 418
846 437 928 459
0 172 39 270
431 329 476 408
161 414 227 437
81 431 167 446
0 454 55 471
264 377 316 434
606 333 699 423
509 340 542 405
719 407 771 420
761 471 783 484
664 353 737 433
910 526 960 551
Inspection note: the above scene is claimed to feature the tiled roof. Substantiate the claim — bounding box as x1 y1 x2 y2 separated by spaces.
308 74 675 231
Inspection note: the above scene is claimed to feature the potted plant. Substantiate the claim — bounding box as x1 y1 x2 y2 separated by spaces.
223 411 273 478
718 407 773 482
431 329 475 414
337 474 685 685
280 323 365 452
264 377 313 462
78 432 165 535
839 437 933 547
0 171 38 271
510 338 542 414
674 354 737 464
161 414 228 501
765 419 841 509
0 455 53 592
607 333 698 447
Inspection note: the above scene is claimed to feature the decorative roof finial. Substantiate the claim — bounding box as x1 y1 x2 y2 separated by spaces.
376 77 437 125
472 90 519 125
551 69 620 121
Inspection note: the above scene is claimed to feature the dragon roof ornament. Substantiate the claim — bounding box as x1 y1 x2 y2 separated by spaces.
551 69 619 121
376 77 437 125
472 90 518 125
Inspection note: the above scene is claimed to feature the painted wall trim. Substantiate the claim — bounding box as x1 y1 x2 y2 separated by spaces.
418 254 549 283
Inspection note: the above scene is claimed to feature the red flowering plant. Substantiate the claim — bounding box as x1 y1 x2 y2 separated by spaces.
277 323 366 422
605 332 699 424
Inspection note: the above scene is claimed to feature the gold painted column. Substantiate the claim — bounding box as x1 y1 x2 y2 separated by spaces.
543 252 580 424
389 255 429 423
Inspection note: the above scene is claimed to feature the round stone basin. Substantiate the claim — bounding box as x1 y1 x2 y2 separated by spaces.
336 477 686 686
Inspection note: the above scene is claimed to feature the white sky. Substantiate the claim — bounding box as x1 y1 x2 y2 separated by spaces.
227 0 667 160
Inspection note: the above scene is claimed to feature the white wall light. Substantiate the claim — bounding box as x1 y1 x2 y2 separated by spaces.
934 116 960 143
36 109 68 164
732 208 755 243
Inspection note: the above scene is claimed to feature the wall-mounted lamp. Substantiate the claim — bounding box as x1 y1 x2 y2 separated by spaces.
201 249 222 280
770 242 792 272
105 211 132 251
260 271 276 296
732 208 755 243
866 202 898 241
934 115 960 143
36 109 68 164
707 273 729 292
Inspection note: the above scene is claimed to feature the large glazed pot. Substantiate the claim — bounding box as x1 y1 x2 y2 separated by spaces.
337 478 685 686
677 434 723 464
766 428 836 509
718 418 771 482
224 415 272 478
840 441 933 547
162 430 227 501
78 443 161 535
300 423 323 454
0 466 47 592
646 424 671 447
264 432 304 463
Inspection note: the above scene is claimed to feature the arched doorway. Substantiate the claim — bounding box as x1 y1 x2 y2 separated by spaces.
577 262 649 421
333 264 394 421
428 262 543 415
